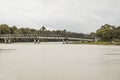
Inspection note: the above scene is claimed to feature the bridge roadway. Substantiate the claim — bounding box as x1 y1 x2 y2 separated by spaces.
0 34 95 44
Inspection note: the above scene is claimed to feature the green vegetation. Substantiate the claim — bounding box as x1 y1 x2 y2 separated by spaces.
0 24 88 42
0 24 85 36
0 24 120 44
72 24 120 45
71 41 120 45
96 24 120 41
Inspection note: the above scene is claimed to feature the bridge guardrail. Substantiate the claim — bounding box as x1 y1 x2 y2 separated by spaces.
0 34 95 40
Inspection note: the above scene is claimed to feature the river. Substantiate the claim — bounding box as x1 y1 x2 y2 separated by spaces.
0 42 120 80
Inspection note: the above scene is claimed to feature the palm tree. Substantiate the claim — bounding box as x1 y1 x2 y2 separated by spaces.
41 26 46 32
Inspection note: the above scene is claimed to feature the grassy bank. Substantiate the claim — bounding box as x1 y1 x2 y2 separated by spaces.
69 41 120 45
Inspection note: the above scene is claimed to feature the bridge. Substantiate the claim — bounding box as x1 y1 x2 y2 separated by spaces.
0 34 96 44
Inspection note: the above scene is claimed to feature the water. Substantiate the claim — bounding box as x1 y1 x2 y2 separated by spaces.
0 42 120 80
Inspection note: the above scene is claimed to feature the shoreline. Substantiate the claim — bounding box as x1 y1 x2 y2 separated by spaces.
68 41 120 45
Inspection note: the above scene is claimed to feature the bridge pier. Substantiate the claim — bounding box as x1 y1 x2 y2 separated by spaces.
34 38 37 44
62 39 65 44
66 40 68 44
37 39 40 44
4 38 11 44
8 38 11 44
34 38 40 44
4 38 7 44
62 39 69 44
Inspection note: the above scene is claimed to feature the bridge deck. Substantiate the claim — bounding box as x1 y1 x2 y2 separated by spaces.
0 34 95 42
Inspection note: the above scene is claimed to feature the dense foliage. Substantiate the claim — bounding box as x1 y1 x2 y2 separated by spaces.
96 24 120 41
1 24 119 42
0 24 87 38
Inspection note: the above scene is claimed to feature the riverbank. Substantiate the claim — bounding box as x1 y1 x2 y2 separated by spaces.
68 41 120 45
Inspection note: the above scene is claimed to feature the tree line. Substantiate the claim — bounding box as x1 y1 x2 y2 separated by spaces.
0 24 90 42
95 24 120 41
1 24 119 42
0 24 87 38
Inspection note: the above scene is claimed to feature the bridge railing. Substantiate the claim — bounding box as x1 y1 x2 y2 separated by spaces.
0 34 95 39
0 34 63 38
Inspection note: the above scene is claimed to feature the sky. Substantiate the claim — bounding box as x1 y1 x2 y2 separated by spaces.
0 0 120 33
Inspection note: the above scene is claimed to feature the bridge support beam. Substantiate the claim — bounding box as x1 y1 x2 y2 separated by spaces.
62 39 69 44
66 40 68 44
4 38 11 44
34 38 40 44
37 39 40 44
4 38 7 44
34 38 37 44
62 39 65 44
8 38 11 44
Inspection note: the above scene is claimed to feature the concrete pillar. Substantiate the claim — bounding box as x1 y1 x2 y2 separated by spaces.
94 38 98 42
62 39 69 44
8 38 11 44
66 40 68 44
81 40 84 43
4 38 7 44
34 38 36 44
62 39 65 44
37 39 40 44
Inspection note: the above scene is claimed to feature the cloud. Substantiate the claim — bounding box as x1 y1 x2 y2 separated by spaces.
0 0 120 33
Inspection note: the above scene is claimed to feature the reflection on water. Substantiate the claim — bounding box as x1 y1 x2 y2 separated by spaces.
0 49 16 55
0 43 120 80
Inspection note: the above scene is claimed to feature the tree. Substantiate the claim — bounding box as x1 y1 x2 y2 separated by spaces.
96 24 114 41
40 26 46 31
19 28 32 34
0 24 11 34
9 26 18 34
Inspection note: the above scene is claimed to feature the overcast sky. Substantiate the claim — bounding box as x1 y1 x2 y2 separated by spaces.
0 0 120 33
